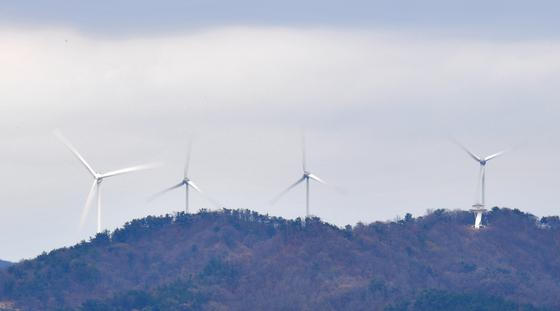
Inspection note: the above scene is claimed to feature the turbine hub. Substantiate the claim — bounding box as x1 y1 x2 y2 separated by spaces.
480 160 487 166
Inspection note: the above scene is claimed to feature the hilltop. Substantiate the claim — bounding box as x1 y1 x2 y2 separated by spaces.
0 207 559 310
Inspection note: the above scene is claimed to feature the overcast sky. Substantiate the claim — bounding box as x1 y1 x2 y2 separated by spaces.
2 1 560 261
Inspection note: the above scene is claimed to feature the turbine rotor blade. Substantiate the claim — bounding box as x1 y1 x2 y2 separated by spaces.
148 182 185 202
308 173 345 194
302 133 307 172
484 149 507 161
54 130 97 177
453 140 482 162
271 176 306 204
184 138 193 178
308 173 327 184
101 162 162 178
80 180 98 227
187 180 222 208
186 180 202 193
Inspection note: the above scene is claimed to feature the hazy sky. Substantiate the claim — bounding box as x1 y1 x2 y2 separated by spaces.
2 1 560 261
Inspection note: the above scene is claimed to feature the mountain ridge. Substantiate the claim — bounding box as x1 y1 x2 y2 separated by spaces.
0 207 559 310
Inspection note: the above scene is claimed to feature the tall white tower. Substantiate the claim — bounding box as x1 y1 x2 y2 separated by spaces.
456 142 507 229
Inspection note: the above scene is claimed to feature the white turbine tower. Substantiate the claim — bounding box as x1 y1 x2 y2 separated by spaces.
272 136 328 218
55 130 159 234
457 142 507 229
150 142 221 213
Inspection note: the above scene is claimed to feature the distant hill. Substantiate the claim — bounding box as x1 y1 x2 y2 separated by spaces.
0 261 11 270
0 207 559 310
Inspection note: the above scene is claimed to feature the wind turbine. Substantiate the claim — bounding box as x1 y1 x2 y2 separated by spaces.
55 130 159 234
150 141 221 212
272 136 328 218
456 142 507 229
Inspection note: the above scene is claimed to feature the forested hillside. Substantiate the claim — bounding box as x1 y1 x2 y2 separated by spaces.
0 261 11 270
0 207 559 310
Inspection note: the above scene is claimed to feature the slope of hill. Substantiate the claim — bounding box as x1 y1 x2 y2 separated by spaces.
0 207 559 310
0 261 11 270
